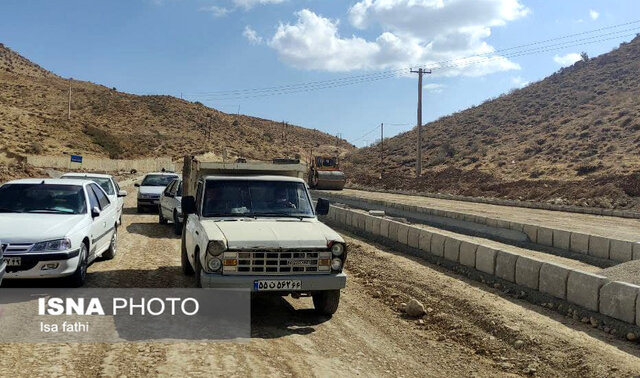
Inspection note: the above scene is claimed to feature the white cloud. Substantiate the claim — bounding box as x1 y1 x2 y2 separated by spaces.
200 5 230 17
265 1 528 76
510 76 529 88
553 53 582 66
233 0 285 10
243 26 263 44
589 9 599 20
424 83 446 93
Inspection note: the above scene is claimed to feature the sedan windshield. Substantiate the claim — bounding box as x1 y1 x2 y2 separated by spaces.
0 184 87 214
142 175 178 187
62 176 114 195
203 180 314 218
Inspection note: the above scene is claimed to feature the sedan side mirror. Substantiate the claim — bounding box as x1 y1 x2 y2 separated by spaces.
118 190 128 197
134 183 140 187
91 206 101 218
181 196 197 215
315 198 330 216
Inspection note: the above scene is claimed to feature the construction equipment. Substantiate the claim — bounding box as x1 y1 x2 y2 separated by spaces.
308 155 346 190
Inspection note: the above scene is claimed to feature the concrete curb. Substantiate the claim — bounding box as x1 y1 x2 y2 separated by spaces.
325 204 640 328
315 191 640 264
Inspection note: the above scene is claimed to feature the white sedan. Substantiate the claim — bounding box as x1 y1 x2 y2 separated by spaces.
158 178 183 235
61 173 127 225
0 178 119 286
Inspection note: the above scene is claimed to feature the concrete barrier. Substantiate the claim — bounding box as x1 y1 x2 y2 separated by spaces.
515 256 543 290
430 234 446 257
26 154 176 172
475 246 497 275
495 251 518 282
600 282 639 324
418 230 432 253
407 228 420 249
610 240 633 263
397 223 410 245
567 271 606 312
570 233 590 254
539 263 572 300
444 238 461 262
589 236 610 259
459 242 478 268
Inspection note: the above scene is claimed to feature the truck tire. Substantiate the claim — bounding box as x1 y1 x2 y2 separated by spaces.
102 228 117 260
181 229 194 276
194 250 203 288
67 242 89 287
312 290 340 316
158 206 168 224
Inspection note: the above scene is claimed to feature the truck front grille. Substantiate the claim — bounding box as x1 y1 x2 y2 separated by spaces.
223 250 332 275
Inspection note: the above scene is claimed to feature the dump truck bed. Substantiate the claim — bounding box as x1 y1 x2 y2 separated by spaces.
182 156 307 196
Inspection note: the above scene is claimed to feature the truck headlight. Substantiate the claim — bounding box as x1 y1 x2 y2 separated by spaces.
31 238 72 252
331 242 345 257
207 240 226 256
331 258 342 271
207 258 222 271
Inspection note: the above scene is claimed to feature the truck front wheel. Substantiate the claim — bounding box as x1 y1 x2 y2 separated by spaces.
312 290 340 316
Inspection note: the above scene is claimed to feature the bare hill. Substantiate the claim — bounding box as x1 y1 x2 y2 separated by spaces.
0 43 353 181
346 36 640 210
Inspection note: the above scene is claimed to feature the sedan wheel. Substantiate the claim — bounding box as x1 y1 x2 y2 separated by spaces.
67 243 88 287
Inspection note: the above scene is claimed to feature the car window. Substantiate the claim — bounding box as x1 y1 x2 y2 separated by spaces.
165 180 177 195
61 176 114 195
0 184 87 214
113 179 121 192
90 183 110 209
86 185 100 210
141 174 179 187
176 181 183 197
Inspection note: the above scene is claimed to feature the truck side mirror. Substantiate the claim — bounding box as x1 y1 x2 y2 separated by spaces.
182 196 197 215
315 198 330 216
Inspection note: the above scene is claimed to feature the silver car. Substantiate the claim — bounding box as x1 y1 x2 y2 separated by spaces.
158 178 183 235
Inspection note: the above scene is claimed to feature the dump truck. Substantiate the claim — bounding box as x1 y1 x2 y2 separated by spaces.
180 156 347 315
307 156 346 190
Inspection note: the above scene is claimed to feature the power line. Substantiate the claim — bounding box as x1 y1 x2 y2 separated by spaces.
193 29 640 101
185 19 640 99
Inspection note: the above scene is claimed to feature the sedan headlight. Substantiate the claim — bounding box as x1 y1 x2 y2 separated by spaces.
31 238 72 252
207 240 226 256
331 242 345 257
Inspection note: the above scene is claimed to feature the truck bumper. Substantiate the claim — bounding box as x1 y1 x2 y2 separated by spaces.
200 272 347 291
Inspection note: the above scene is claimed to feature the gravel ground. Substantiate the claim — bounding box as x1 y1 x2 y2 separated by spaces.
599 260 640 285
0 178 639 377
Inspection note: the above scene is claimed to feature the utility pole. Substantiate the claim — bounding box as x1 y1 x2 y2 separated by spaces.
380 123 384 179
68 78 72 121
410 68 431 177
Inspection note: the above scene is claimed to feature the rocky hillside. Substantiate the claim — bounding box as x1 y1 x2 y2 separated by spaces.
346 36 640 210
0 43 353 181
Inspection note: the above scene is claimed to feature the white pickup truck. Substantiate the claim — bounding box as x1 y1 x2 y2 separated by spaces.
180 157 347 315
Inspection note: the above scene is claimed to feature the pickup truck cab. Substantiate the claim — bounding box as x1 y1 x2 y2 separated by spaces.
61 173 127 225
135 172 180 212
158 178 183 235
0 178 119 286
180 158 346 315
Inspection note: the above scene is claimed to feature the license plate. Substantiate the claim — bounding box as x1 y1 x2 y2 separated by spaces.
3 257 21 266
254 280 301 291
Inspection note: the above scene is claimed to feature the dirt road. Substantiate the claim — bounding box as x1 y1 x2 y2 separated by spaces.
1 180 640 377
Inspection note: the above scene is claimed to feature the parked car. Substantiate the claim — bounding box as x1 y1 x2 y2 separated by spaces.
0 178 119 286
158 178 183 235
0 239 6 285
61 173 127 225
135 172 180 213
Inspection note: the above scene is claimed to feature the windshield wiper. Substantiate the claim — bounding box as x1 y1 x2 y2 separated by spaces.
26 209 75 214
253 213 312 219
0 208 21 213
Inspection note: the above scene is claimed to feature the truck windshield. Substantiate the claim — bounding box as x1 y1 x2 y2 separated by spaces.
0 184 87 214
202 180 314 218
142 175 178 187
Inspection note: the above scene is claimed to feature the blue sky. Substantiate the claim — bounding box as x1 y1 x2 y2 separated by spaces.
1 0 639 146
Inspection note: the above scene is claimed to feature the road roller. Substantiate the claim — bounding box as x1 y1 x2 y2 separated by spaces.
308 156 346 190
